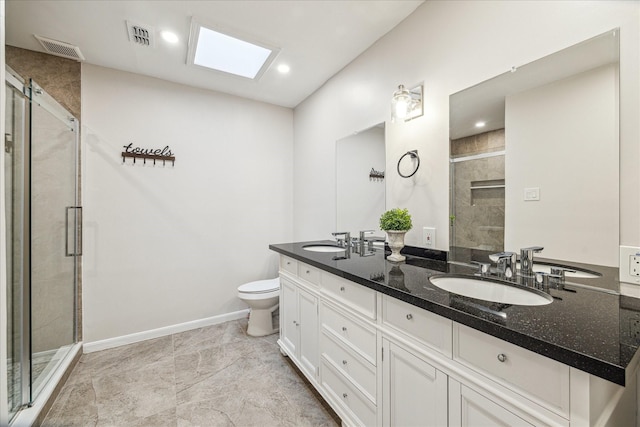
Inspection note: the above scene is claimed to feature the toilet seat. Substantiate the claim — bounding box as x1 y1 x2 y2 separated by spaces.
238 278 280 294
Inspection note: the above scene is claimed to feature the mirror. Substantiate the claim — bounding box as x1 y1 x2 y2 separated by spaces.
336 123 385 236
449 30 619 267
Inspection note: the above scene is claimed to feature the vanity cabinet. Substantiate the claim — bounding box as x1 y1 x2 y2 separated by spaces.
449 380 535 427
319 272 378 427
382 339 448 427
453 323 570 420
276 254 635 427
279 258 320 384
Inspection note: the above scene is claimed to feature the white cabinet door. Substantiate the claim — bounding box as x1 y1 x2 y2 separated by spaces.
382 339 448 427
449 379 535 427
299 287 319 380
280 277 299 357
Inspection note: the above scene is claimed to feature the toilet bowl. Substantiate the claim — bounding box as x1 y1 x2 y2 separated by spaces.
238 278 280 337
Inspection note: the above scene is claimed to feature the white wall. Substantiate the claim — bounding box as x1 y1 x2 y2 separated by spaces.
82 64 293 343
336 125 385 235
505 65 618 266
293 1 640 254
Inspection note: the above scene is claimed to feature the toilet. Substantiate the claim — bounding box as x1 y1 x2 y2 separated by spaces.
238 278 280 337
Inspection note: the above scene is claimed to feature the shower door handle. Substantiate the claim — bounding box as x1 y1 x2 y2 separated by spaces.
65 206 83 257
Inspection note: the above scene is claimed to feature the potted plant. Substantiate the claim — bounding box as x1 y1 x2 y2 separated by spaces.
380 208 412 262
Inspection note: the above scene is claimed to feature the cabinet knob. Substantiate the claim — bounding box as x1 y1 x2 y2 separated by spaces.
497 353 507 363
286 262 291 265
340 286 345 292
343 393 348 399
342 360 348 365
342 326 347 332
306 270 310 274
293 320 298 326
406 313 413 320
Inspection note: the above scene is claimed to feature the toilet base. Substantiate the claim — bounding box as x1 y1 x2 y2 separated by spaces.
247 303 279 337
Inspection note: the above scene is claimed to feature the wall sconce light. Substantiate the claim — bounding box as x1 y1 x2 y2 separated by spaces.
391 84 423 123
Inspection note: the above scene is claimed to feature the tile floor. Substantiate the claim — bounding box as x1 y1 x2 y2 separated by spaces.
42 319 340 426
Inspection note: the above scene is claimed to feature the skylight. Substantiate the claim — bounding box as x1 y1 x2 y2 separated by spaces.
190 23 278 80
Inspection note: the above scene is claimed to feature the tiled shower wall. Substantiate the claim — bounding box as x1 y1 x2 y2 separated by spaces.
5 46 82 340
450 129 505 252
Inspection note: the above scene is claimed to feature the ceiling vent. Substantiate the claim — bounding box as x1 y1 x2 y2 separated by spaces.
34 35 85 61
126 21 155 47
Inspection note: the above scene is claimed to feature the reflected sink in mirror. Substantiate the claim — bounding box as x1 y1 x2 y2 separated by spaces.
428 275 553 306
516 262 602 279
302 244 347 253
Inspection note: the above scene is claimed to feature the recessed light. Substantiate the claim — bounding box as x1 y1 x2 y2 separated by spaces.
277 64 290 74
188 22 279 80
161 31 179 44
475 121 486 128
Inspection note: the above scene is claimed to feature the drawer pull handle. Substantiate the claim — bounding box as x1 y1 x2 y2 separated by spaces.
497 353 507 363
343 393 348 399
406 314 413 320
340 286 345 292
342 360 348 365
342 326 347 332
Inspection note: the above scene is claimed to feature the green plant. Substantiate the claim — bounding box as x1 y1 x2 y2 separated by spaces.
379 208 413 231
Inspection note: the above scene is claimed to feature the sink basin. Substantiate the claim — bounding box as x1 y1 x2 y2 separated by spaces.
428 275 553 306
303 244 346 253
516 262 601 279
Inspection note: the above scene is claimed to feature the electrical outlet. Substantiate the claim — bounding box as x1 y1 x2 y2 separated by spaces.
423 227 436 248
631 255 640 277
620 246 640 284
630 319 640 344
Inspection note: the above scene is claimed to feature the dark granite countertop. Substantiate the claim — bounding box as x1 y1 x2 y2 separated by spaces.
269 240 640 386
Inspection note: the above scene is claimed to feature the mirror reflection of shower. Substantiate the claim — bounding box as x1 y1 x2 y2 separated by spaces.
4 67 81 424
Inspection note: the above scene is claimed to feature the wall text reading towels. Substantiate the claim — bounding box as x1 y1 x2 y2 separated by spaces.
121 143 175 166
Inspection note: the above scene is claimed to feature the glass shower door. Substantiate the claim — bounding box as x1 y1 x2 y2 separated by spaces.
5 73 29 424
28 80 79 400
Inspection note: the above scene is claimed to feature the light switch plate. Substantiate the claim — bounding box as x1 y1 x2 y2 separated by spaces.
423 227 436 248
620 246 640 284
524 187 540 201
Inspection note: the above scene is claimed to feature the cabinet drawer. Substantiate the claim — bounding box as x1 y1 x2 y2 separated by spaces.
321 332 376 403
321 302 377 365
297 263 320 286
321 272 376 319
454 323 570 419
382 295 453 357
280 256 298 275
321 360 377 427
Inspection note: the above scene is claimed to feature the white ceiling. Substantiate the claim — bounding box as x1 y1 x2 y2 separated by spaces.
5 0 424 108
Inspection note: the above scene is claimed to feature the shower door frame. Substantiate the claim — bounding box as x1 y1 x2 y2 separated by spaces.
4 68 32 421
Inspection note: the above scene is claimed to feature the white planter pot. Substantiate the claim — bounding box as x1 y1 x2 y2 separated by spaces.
386 230 407 262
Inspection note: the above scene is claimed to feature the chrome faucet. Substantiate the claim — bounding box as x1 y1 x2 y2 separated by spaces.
549 266 576 282
470 261 491 276
332 231 351 248
359 230 375 243
490 251 517 279
520 246 544 277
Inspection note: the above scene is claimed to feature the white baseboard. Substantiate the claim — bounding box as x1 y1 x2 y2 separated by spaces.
83 309 250 354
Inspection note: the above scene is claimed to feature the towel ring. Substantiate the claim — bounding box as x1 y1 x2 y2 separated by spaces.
397 150 420 178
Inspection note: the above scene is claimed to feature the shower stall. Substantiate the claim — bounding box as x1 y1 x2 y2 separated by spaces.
4 67 81 424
